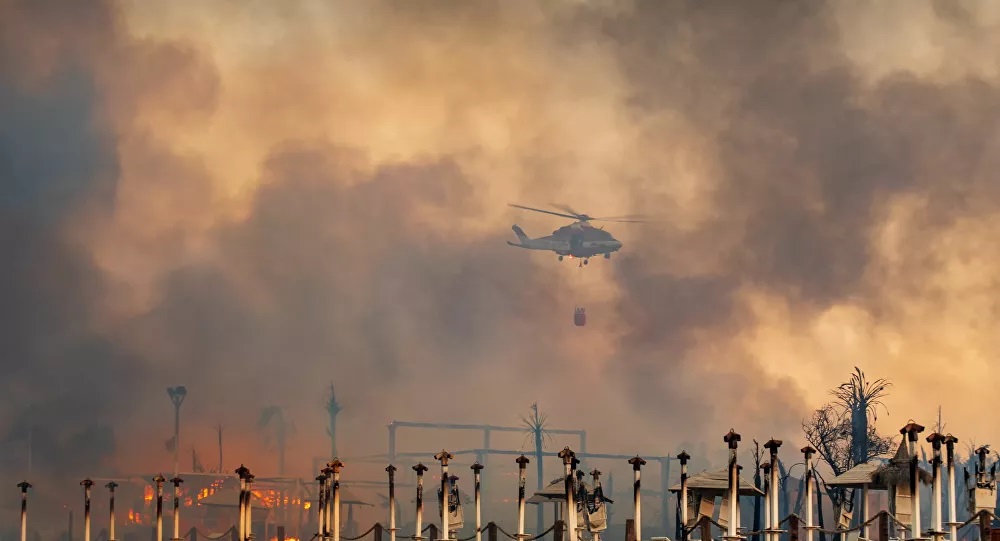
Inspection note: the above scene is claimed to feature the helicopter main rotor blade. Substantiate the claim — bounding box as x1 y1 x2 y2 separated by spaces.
508 203 581 221
549 203 586 219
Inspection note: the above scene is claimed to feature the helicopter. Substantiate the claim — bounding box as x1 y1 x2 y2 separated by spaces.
506 203 647 266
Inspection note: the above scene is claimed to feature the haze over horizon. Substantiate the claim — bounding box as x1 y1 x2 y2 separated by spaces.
3 0 1000 499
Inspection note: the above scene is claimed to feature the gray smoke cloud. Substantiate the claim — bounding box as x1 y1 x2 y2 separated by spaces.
3 0 1000 527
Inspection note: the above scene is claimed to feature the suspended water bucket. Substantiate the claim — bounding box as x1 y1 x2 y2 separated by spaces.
574 307 586 326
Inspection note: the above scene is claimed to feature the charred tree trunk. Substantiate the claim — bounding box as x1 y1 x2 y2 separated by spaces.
816 475 827 541
754 468 762 541
216 425 223 473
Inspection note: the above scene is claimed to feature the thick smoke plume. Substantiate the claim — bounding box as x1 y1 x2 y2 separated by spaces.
3 0 1000 517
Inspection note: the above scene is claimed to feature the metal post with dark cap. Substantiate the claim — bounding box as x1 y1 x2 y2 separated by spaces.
170 477 184 541
764 440 782 541
82 479 94 541
591 469 603 541
388 465 399 541
678 451 691 541
628 455 646 541
472 462 486 541
322 466 334 541
316 473 328 539
154 475 166 541
926 433 945 541
801 447 817 541
723 430 741 541
435 451 454 541
18 481 31 541
515 456 530 539
944 435 959 541
106 482 118 541
245 473 255 541
329 459 344 541
559 448 579 541
413 463 429 541
236 465 251 541
900 421 925 540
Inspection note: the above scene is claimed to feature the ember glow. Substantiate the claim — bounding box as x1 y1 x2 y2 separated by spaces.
249 488 304 509
127 508 144 525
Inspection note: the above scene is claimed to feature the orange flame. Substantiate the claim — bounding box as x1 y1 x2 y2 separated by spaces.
127 508 145 525
143 485 153 503
251 488 305 509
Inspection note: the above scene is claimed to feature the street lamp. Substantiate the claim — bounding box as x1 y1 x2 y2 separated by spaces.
167 386 187 476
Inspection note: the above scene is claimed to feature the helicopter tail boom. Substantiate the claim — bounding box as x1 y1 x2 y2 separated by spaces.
511 224 531 244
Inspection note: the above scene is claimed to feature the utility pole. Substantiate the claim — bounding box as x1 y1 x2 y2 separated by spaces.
167 387 188 477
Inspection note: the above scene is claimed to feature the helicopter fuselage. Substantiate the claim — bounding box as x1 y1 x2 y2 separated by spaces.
507 222 622 259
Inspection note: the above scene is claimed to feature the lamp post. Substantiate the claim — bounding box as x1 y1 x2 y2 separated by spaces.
473 462 486 541
245 473 256 541
723 430 741 541
944 435 959 541
388 465 398 541
18 481 31 541
559 448 580 541
628 455 646 541
801 447 816 541
82 479 94 541
414 463 429 541
901 422 925 540
236 465 250 541
154 475 166 541
316 474 328 539
171 477 184 541
167 386 187 477
516 456 529 540
764 440 783 541
435 451 454 541
678 451 691 541
322 466 334 540
329 459 344 541
106 482 118 541
591 469 604 541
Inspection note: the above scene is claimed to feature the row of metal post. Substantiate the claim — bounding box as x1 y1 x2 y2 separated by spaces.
704 423 965 541
315 460 344 541
16 475 186 541
10 421 975 541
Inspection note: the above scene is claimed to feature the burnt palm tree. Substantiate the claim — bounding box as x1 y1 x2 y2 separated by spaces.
828 368 892 540
326 384 343 458
830 367 891 467
521 403 554 534
259 406 294 476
